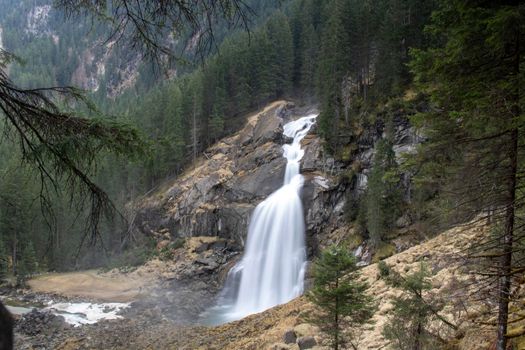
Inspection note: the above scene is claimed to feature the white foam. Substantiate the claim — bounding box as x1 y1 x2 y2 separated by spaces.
45 302 130 327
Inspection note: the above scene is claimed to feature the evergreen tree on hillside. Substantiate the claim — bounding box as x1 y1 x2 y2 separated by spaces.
316 0 351 153
0 239 8 280
265 12 294 98
299 23 319 99
375 0 434 97
365 139 402 246
380 262 455 350
18 242 38 278
409 1 523 348
307 245 374 350
209 107 225 143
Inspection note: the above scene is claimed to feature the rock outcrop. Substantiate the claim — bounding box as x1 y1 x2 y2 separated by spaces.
136 101 335 251
136 100 424 263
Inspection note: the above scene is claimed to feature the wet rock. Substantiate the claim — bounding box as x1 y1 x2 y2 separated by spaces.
301 136 323 172
16 309 69 336
235 160 286 198
210 239 227 251
252 113 282 146
195 257 219 271
297 336 317 349
193 241 209 253
283 329 297 344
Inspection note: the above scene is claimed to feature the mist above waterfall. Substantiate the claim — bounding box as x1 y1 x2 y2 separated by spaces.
204 114 317 324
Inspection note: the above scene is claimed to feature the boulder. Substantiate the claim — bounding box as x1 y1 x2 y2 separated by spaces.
253 113 282 146
234 160 286 198
293 323 318 338
297 336 317 350
195 257 219 270
193 241 209 253
15 309 69 336
283 329 297 344
210 239 227 251
395 214 412 228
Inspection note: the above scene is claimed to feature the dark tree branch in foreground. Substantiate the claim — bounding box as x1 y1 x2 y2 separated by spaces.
0 49 143 243
0 1 254 244
54 0 254 62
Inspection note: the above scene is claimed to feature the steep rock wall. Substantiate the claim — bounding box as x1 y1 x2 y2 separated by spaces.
135 100 422 258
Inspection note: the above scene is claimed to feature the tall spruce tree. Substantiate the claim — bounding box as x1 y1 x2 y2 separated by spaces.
316 0 352 153
265 11 294 98
365 139 402 245
380 262 456 350
409 1 523 348
307 245 374 350
0 239 8 280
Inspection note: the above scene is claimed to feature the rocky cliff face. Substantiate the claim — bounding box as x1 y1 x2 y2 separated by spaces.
136 101 321 248
135 100 422 260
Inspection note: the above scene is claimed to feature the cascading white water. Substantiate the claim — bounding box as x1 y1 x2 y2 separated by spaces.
204 114 317 324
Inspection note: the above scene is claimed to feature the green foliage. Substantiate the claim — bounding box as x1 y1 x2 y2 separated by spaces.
377 260 390 280
103 237 157 272
209 109 225 143
361 139 402 245
0 239 8 280
307 245 374 350
407 2 523 347
18 242 38 278
381 263 447 350
313 0 434 153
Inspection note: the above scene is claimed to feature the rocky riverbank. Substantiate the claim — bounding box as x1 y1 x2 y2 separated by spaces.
9 220 523 350
7 235 240 349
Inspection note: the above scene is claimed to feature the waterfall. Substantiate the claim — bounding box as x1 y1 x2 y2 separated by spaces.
204 114 317 324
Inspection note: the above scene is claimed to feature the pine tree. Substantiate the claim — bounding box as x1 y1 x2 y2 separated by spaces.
209 106 225 143
409 1 523 348
265 11 294 98
0 162 33 276
18 242 38 278
380 263 455 350
365 139 402 245
307 245 374 350
0 239 8 280
300 23 319 99
316 0 351 153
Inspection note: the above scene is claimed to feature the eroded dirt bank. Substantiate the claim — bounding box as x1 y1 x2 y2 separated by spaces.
27 270 151 303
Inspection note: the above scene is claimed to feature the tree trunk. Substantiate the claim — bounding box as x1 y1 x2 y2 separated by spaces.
192 92 198 167
335 277 339 350
11 233 16 276
496 128 518 350
414 322 422 350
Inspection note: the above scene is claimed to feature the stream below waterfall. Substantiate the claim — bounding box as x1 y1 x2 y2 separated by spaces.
202 114 318 325
3 296 129 326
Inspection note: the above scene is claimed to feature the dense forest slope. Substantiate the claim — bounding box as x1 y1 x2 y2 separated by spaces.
1 0 522 348
135 99 423 262
0 0 438 274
